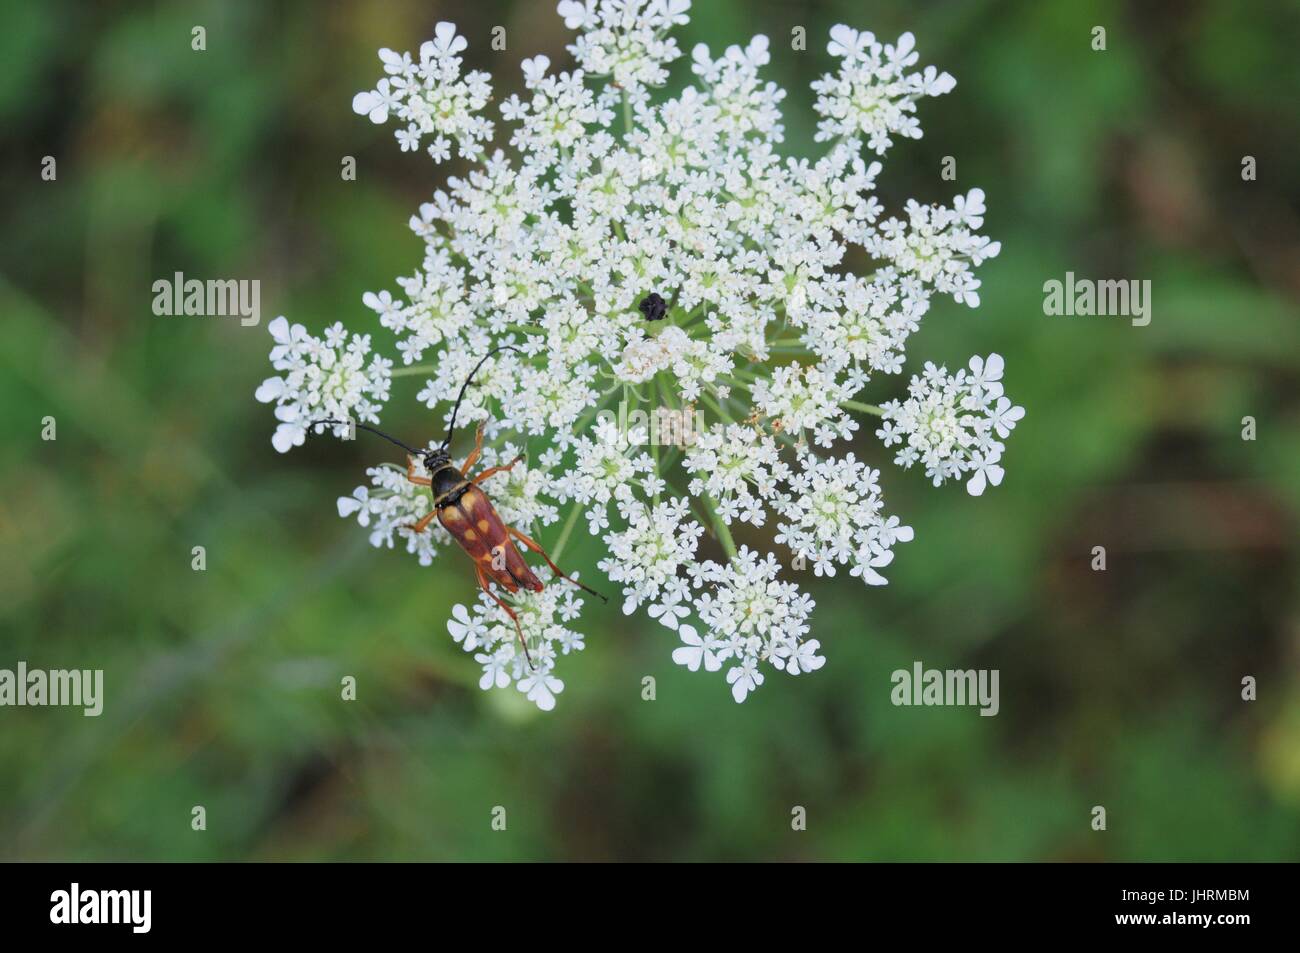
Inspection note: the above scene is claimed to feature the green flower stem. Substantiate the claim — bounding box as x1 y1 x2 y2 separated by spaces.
700 492 738 560
569 385 622 439
658 379 680 409
549 499 585 565
391 363 438 378
650 378 662 503
718 376 754 395
679 311 711 332
842 399 886 417
701 392 734 423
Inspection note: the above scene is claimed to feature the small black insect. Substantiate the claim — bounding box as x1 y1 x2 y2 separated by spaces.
638 292 668 321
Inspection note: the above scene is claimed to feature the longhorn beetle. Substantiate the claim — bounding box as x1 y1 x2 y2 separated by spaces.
321 345 606 667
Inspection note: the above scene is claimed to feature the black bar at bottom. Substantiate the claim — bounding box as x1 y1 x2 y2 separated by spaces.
0 861 1278 939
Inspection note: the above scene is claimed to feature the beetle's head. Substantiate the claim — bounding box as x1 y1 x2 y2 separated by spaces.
422 447 451 473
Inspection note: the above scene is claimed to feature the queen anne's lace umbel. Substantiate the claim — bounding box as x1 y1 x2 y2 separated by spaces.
256 0 1023 710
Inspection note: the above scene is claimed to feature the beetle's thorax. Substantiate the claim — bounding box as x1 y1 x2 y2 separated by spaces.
430 462 469 508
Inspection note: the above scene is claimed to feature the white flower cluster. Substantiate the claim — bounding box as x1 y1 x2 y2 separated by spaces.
876 355 1025 496
352 22 493 162
775 452 913 583
447 570 589 711
813 27 956 155
672 547 820 703
558 0 690 94
683 424 788 527
599 497 703 614
259 2 1023 710
255 316 392 453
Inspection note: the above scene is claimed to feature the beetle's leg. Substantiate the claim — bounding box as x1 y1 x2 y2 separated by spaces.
405 455 432 487
467 455 524 485
402 510 438 535
507 525 609 603
475 564 533 669
460 421 487 475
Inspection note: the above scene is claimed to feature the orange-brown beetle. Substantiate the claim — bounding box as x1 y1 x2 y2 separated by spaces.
323 346 605 666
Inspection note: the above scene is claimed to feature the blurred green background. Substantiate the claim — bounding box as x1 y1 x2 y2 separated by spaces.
2 0 1298 861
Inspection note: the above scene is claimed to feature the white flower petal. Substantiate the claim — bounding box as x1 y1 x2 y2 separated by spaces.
254 377 283 403
267 315 291 344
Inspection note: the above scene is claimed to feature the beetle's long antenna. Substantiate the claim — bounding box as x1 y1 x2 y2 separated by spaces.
442 344 522 449
315 419 423 457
